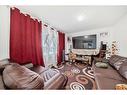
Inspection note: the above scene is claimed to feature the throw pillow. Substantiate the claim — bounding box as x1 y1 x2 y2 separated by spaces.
115 84 127 90
95 62 108 68
3 63 44 89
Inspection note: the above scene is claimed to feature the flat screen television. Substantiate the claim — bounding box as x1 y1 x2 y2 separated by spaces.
72 35 96 49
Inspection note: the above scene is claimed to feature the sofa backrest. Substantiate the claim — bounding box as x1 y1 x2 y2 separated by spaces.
109 55 127 66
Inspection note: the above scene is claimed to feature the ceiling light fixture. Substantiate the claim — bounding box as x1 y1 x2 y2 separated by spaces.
77 15 84 22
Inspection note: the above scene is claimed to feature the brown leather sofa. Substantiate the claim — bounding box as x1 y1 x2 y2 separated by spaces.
31 66 67 89
93 55 127 89
0 60 67 90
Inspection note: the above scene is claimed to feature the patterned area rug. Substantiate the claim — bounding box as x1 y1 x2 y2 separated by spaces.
58 62 96 90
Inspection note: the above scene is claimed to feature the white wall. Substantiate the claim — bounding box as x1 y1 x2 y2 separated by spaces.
66 12 127 57
111 13 127 57
66 27 113 54
0 6 10 60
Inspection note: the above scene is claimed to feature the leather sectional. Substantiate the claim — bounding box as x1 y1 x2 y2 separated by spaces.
93 55 127 89
1 55 127 90
0 60 67 90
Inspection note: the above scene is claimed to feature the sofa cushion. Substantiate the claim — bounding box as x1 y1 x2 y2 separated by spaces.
32 66 60 82
119 63 127 79
32 66 67 89
42 69 60 86
109 55 127 67
113 59 127 70
109 55 121 66
3 63 44 89
42 69 59 82
31 66 47 74
44 74 67 89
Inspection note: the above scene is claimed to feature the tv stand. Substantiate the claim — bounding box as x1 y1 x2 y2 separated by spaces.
72 49 99 56
75 54 92 66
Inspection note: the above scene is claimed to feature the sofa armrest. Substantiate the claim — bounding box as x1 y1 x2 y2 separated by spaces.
0 59 10 73
44 74 68 90
0 75 5 89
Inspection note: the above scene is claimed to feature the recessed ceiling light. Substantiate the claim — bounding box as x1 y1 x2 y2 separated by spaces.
77 15 84 21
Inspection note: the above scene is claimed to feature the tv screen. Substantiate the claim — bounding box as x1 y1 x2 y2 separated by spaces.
72 35 96 49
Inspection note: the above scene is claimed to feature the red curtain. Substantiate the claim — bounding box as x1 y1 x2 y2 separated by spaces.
10 8 44 66
10 8 22 63
31 19 44 66
20 13 32 63
57 32 65 65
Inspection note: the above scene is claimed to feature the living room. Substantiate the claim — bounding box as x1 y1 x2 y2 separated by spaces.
0 5 127 90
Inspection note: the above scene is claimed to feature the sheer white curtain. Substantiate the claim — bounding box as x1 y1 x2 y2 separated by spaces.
42 25 58 67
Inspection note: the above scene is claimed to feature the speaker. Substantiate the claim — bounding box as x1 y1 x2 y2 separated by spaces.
102 44 106 50
100 41 106 50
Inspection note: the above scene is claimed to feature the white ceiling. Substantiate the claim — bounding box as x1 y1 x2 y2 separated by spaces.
16 6 127 33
